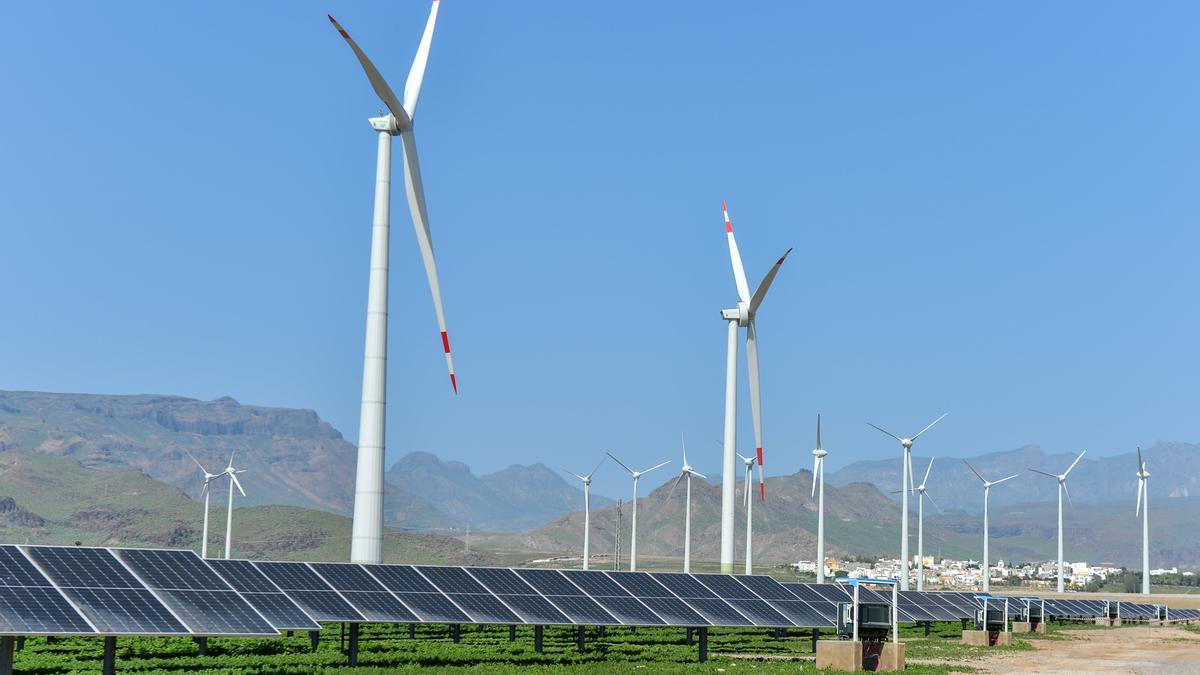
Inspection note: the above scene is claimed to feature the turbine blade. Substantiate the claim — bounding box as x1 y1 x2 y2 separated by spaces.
230 473 246 497
681 432 688 467
1028 468 1058 479
327 15 412 128
665 473 684 503
722 200 751 304
748 247 793 314
1064 450 1085 477
402 0 441 119
400 128 457 393
911 413 948 441
963 460 986 484
816 414 822 450
1062 481 1073 506
745 319 765 500
907 451 915 494
1136 446 1145 474
867 422 903 443
1135 480 1143 516
811 456 819 498
922 457 934 488
185 451 209 475
643 460 670 474
561 468 587 482
586 456 606 479
690 470 707 479
925 492 944 514
227 452 235 471
606 452 635 476
993 473 1019 485
743 464 751 508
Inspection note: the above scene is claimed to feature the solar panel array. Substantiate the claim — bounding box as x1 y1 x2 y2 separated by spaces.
1 544 1197 638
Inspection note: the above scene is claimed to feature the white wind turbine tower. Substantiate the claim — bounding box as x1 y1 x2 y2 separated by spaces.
738 452 755 575
669 436 706 573
718 200 792 573
219 454 248 560
964 461 1017 593
811 415 827 584
329 2 459 565
867 413 947 590
1135 447 1150 595
186 453 220 559
607 453 668 572
1028 450 1084 593
562 457 605 570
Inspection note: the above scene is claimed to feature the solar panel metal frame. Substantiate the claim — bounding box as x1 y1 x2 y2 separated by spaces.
605 572 710 626
464 567 572 625
21 545 191 637
414 565 524 625
307 562 419 623
648 573 754 627
690 574 793 627
559 571 667 626
511 568 621 625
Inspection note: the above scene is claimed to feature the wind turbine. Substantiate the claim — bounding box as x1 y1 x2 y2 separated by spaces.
562 457 605 570
718 200 792 573
867 413 947 590
811 415 827 584
1028 450 1084 593
607 453 668 572
329 2 458 565
964 461 1017 593
669 436 706 573
1135 447 1150 595
913 458 941 591
186 453 220 559
219 454 248 560
738 452 755 575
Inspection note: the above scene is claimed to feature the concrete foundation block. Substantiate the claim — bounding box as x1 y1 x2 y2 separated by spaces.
879 642 905 671
962 629 1012 646
816 640 862 672
1012 621 1032 633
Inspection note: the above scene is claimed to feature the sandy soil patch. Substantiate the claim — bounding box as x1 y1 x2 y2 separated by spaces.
971 625 1200 675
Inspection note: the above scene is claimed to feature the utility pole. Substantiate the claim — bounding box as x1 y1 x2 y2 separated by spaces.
614 500 623 571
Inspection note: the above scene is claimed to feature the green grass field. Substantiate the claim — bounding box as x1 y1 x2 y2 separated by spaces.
0 621 1065 673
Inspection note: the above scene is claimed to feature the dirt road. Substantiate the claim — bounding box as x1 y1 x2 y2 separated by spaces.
972 625 1200 674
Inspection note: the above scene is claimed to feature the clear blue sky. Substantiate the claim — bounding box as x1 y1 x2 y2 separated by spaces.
3 1 1197 500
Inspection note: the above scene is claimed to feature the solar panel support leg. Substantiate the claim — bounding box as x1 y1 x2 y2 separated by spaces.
409 624 415 639
194 636 207 656
686 627 693 646
598 626 606 638
508 625 516 642
308 630 320 652
452 624 461 644
698 627 708 663
14 637 22 652
286 630 293 638
576 626 585 652
534 625 543 653
811 628 818 653
924 622 931 637
0 636 13 675
347 623 359 666
102 636 116 675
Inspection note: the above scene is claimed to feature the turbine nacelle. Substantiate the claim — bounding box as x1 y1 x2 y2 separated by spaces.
368 114 407 135
812 448 827 459
720 306 749 325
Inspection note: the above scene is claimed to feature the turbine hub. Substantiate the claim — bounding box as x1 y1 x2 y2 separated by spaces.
813 449 827 458
901 439 913 449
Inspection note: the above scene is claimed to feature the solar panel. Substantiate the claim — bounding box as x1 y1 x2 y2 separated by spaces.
650 573 718 599
416 566 522 624
681 598 754 626
115 549 277 637
0 545 94 636
204 559 319 631
560 571 665 626
253 562 364 622
360 565 471 624
691 575 791 627
512 569 619 625
309 563 418 622
460 567 568 624
732 576 833 627
23 546 189 635
606 572 709 625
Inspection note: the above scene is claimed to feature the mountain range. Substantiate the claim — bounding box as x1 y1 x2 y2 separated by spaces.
1 390 1196 569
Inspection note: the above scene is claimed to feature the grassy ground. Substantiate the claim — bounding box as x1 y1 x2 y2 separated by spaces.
1 621 1069 674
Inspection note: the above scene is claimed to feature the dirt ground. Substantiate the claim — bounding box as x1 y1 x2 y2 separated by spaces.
970 625 1200 674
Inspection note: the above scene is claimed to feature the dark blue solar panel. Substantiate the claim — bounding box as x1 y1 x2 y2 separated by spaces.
466 568 539 595
0 546 54 587
651 573 718 599
543 595 619 625
25 546 141 588
309 563 388 592
692 574 757 599
734 575 798 601
338 590 417 622
514 569 584 596
206 559 279 593
417 566 488 595
240 592 321 631
590 595 665 625
393 592 470 623
724 597 792 627
606 572 675 598
561 570 631 597
254 562 332 591
363 565 438 593
0 586 95 635
497 594 571 624
286 590 364 622
448 592 520 624
638 597 709 625
683 598 753 626
767 600 835 627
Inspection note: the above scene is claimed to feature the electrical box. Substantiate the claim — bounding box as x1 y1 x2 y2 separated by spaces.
836 601 892 641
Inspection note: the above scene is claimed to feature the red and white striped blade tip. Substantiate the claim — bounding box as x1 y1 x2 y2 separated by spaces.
327 15 350 39
722 200 733 232
440 331 458 394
